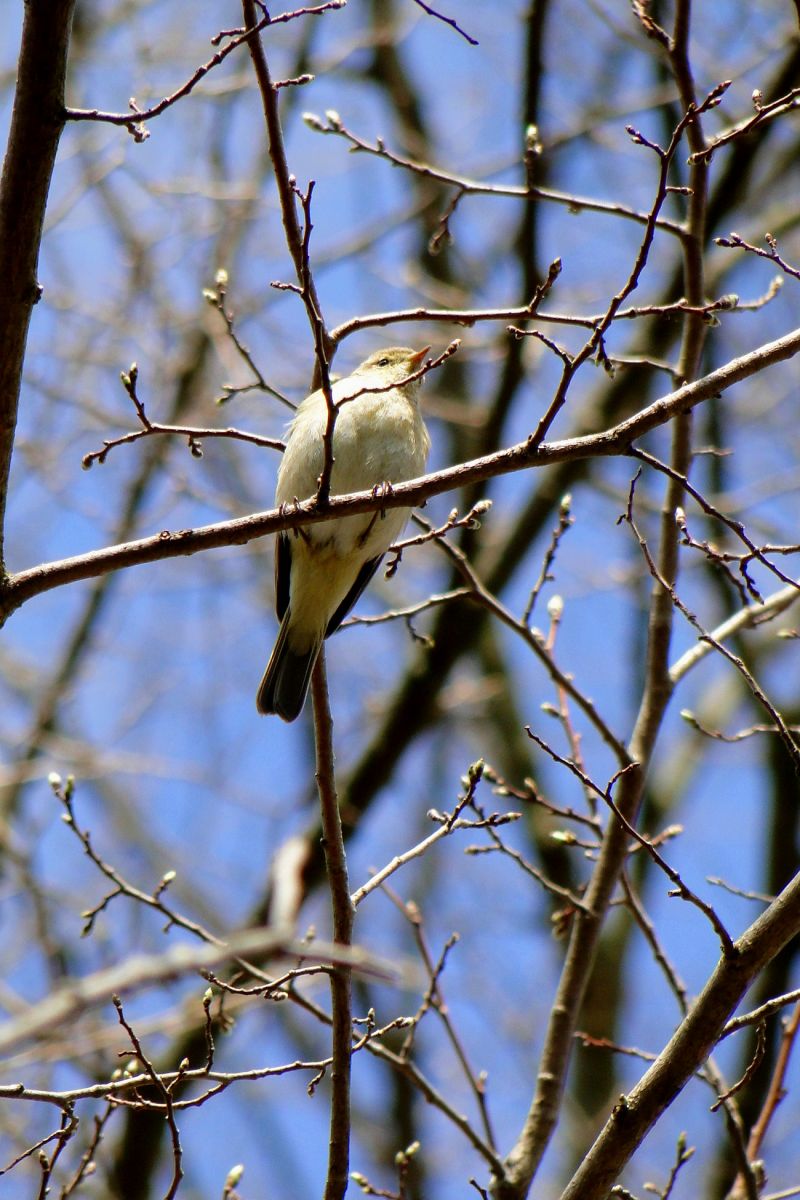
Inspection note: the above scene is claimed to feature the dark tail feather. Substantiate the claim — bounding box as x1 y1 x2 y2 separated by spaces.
256 612 321 722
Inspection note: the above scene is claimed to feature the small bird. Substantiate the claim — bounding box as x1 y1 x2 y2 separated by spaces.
257 346 431 721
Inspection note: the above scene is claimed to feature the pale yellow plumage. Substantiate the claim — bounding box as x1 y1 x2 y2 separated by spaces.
257 347 431 721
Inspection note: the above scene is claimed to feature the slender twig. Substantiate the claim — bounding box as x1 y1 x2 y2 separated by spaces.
113 998 184 1198
53 775 232 946
60 1103 115 1196
482 764 603 834
716 230 800 282
722 988 800 1036
527 730 735 955
0 1111 76 1178
744 999 800 1162
391 885 497 1150
384 499 492 571
242 0 336 497
621 872 689 1014
63 3 342 134
623 481 800 774
690 86 800 163
658 1134 695 1200
83 418 283 468
329 262 561 344
206 274 294 408
521 494 573 625
343 586 470 628
632 446 800 595
330 286 772 347
302 113 686 239
311 650 354 1200
352 783 479 907
424 521 631 764
0 1037 380 1110
412 0 478 44
527 81 728 449
464 795 590 912
710 1022 767 1111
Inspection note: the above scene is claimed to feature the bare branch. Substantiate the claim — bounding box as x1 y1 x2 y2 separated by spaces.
4 324 800 620
311 650 354 1200
64 2 342 135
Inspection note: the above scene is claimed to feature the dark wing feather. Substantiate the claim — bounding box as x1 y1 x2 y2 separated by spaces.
325 555 383 638
275 532 291 621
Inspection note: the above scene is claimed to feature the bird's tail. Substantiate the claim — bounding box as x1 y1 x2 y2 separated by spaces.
256 610 322 722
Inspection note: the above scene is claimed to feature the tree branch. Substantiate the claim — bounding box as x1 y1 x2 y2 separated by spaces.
560 869 800 1200
3 325 799 619
0 0 77 571
311 651 354 1200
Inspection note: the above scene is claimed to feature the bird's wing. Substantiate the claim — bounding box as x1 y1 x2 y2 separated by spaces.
275 531 292 621
325 554 384 638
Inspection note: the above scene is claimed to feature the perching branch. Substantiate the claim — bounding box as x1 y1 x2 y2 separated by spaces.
3 323 800 621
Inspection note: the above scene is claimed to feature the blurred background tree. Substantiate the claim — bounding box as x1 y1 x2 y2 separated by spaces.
2 1 800 1197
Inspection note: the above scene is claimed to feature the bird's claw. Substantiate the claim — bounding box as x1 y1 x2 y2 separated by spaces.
372 479 394 518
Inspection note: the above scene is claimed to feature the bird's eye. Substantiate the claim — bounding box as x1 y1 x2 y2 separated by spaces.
377 357 390 367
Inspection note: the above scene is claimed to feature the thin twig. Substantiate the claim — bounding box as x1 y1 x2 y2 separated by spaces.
744 1000 800 1161
311 649 354 1200
412 0 478 44
113 998 183 1198
302 113 687 239
64 3 342 136
669 579 800 682
622 475 800 775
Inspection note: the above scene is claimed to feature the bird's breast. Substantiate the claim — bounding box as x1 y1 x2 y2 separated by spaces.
276 389 428 505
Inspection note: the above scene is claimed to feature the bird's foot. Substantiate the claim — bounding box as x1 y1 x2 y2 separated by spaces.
281 498 311 543
372 479 395 518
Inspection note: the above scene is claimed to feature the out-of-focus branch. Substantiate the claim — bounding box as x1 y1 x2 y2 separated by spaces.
0 0 76 570
0 927 308 1058
669 580 800 683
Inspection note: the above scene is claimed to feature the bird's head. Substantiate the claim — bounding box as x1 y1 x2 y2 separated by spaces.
353 346 431 391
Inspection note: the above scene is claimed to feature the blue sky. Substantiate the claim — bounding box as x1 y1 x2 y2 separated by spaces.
2 1 800 1196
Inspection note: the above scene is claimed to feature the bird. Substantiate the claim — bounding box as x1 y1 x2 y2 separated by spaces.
257 346 432 721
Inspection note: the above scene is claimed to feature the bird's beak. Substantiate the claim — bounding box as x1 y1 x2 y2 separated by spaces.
409 346 431 369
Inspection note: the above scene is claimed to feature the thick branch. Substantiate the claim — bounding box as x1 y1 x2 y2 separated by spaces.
0 0 76 570
560 870 800 1200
